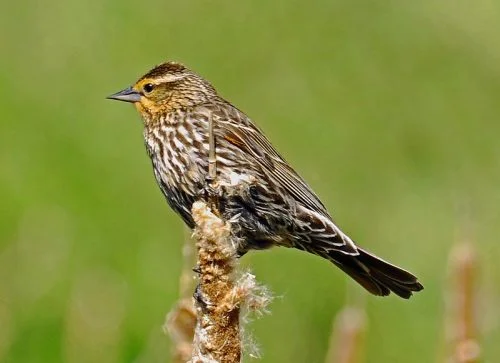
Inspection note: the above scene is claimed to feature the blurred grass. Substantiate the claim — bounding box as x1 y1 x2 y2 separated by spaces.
1 0 500 362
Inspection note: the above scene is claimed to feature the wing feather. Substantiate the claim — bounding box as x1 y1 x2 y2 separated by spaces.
216 103 329 217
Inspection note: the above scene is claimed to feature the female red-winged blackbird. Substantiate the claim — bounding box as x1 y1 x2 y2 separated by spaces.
108 61 423 298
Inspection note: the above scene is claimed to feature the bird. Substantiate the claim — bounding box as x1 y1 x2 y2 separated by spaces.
107 61 423 299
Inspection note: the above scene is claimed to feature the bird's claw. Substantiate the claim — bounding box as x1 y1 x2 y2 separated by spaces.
193 283 210 311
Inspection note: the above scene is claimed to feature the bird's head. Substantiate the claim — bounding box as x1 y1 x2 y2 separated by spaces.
107 61 217 122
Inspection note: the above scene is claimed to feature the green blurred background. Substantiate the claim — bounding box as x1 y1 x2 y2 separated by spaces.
1 1 499 362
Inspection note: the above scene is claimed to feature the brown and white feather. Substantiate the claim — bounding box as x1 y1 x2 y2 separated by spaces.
112 61 423 299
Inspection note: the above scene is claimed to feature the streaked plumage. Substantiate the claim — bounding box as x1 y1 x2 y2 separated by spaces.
108 61 423 299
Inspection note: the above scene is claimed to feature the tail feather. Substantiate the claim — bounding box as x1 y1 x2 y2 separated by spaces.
329 247 423 299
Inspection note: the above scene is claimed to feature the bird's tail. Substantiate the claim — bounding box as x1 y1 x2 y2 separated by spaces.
328 247 423 299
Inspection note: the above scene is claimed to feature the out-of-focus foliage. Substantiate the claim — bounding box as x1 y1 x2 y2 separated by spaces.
1 1 499 362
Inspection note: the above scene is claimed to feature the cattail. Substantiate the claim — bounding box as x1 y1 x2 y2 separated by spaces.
189 201 271 363
445 243 480 363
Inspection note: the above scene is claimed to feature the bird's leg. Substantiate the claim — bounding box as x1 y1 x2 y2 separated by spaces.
204 111 220 212
200 175 222 214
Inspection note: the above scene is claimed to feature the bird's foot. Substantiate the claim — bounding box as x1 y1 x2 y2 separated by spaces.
193 283 210 311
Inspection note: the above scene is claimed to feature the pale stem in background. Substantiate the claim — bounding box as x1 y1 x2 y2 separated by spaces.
165 227 197 363
325 305 367 363
445 242 481 363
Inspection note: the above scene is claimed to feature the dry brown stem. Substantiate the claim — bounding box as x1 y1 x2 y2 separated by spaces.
165 228 197 363
325 306 367 363
445 243 480 363
166 298 197 363
189 201 241 363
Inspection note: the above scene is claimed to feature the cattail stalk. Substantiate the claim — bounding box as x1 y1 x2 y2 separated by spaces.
189 201 241 363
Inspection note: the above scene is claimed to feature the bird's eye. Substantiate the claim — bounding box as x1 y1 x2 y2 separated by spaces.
143 83 154 93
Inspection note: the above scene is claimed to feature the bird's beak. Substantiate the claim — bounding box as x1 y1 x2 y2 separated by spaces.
107 87 142 103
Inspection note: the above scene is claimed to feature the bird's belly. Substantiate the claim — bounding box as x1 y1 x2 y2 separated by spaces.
215 172 295 253
149 142 293 253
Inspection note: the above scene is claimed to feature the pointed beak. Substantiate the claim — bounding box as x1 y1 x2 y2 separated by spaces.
107 87 142 103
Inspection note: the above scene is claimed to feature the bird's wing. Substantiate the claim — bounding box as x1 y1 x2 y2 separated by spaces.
215 102 330 217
